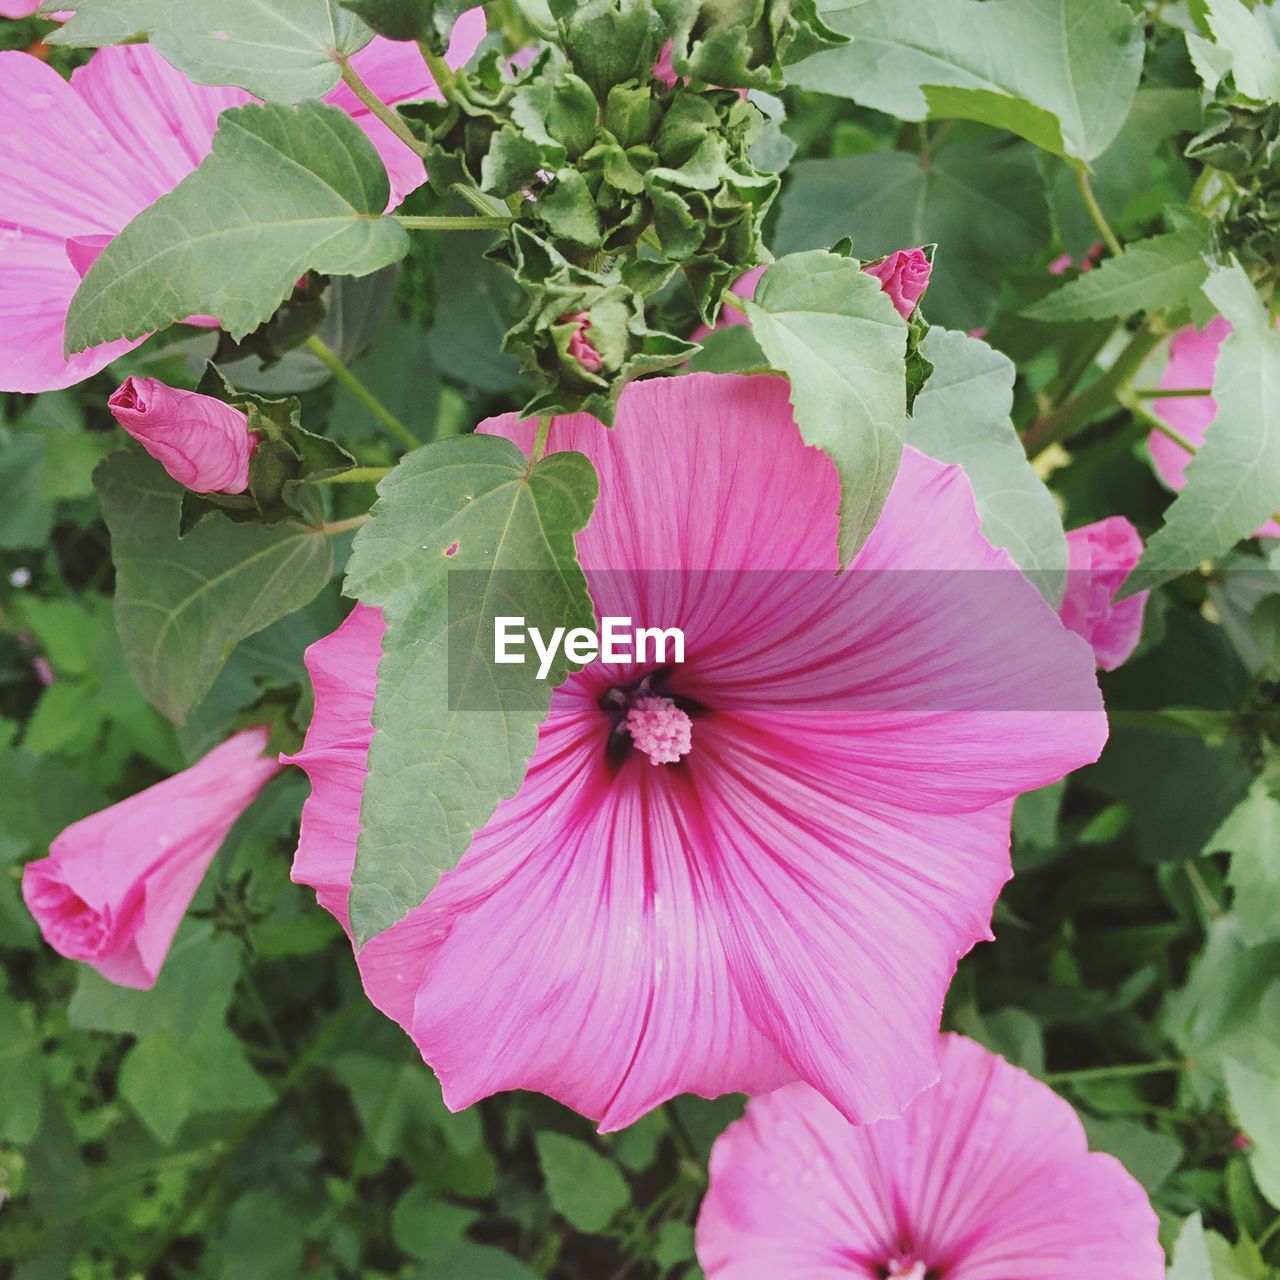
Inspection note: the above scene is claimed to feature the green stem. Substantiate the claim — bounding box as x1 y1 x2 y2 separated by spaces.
419 43 457 101
312 466 391 485
1258 1213 1280 1251
1074 167 1123 258
319 514 370 536
1022 323 1163 455
530 414 553 464
1186 861 1225 919
1045 1059 1186 1086
394 213 511 232
1134 386 1212 399
339 58 429 158
304 334 419 450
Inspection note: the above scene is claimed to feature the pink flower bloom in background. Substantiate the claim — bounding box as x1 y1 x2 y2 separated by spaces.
288 372 1106 1131
693 250 931 341
0 0 41 15
1149 317 1280 538
1049 241 1104 276
696 1034 1164 1280
0 12 484 393
563 311 604 373
22 728 279 989
1059 517 1149 671
862 247 932 320
653 40 679 88
109 376 256 494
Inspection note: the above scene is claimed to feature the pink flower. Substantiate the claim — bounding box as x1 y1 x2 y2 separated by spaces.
694 250 930 342
862 247 932 320
286 373 1106 1131
109 376 256 494
564 310 604 373
0 0 41 14
653 40 679 88
0 12 485 393
1059 517 1148 671
1149 317 1280 539
22 728 280 989
695 1034 1164 1279
1049 241 1104 276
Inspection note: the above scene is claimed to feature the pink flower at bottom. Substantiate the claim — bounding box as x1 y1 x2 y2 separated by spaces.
696 1034 1164 1280
22 728 280 989
1059 517 1148 671
0 11 485 393
1148 317 1280 539
109 376 256 494
286 373 1106 1132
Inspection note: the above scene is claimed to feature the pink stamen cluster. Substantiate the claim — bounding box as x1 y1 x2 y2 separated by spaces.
625 695 693 765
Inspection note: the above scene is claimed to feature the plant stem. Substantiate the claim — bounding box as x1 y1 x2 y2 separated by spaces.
1186 861 1225 919
339 58 429 158
304 334 419 450
419 42 457 101
1022 323 1163 455
1134 386 1212 399
1045 1059 1186 1085
1074 167 1123 258
312 466 392 485
393 213 511 231
318 514 371 536
530 414 553 463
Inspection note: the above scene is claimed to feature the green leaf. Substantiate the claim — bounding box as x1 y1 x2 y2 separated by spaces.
775 139 1050 330
1024 227 1211 322
1126 261 1280 595
1209 779 1280 945
1224 1057 1280 1209
1168 1214 1214 1280
0 995 44 1145
94 450 333 723
429 1246 540 1280
1193 0 1280 100
535 1132 630 1233
49 0 372 102
907 328 1067 603
0 432 54 550
339 0 469 46
743 249 908 562
791 0 1144 164
343 434 597 945
391 1187 476 1261
66 102 409 355
1080 1115 1182 1193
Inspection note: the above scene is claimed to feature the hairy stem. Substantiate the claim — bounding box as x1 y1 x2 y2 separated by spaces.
1074 167 1123 258
1045 1059 1186 1085
1134 386 1212 399
530 414 553 463
318 514 371 536
419 43 457 101
394 213 512 231
312 466 392 485
338 58 429 158
304 334 420 451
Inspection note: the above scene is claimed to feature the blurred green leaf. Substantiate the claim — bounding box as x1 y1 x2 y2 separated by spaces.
1210 780 1280 945
1225 1057 1280 1209
535 1132 630 1233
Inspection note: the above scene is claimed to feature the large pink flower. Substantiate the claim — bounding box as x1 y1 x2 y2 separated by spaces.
0 12 485 393
287 373 1107 1131
1149 317 1280 539
1059 516 1148 671
696 1034 1164 1279
22 728 280 989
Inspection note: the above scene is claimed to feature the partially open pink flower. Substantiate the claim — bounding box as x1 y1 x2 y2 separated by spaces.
861 247 932 320
109 376 256 494
0 0 42 15
287 373 1106 1131
1149 317 1280 539
696 1034 1164 1279
0 12 485 393
653 40 679 88
22 728 279 989
1059 517 1148 671
564 311 604 373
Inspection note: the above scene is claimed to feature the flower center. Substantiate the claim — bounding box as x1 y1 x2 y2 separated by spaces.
883 1261 930 1280
625 695 693 765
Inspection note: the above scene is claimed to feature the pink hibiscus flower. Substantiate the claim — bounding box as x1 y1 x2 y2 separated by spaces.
1149 317 1280 539
286 373 1106 1131
0 11 485 393
23 728 280 989
696 1033 1164 1279
1059 516 1149 671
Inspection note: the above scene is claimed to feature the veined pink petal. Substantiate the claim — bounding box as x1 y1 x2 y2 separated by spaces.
1149 317 1280 539
696 1035 1164 1280
290 373 1108 1128
23 728 279 989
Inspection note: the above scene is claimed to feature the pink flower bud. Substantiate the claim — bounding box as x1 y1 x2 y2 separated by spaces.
22 728 280 989
862 247 932 320
1059 517 1148 671
564 311 604 374
108 377 256 494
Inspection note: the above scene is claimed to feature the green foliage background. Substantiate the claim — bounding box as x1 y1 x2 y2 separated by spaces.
2 1 1280 1278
